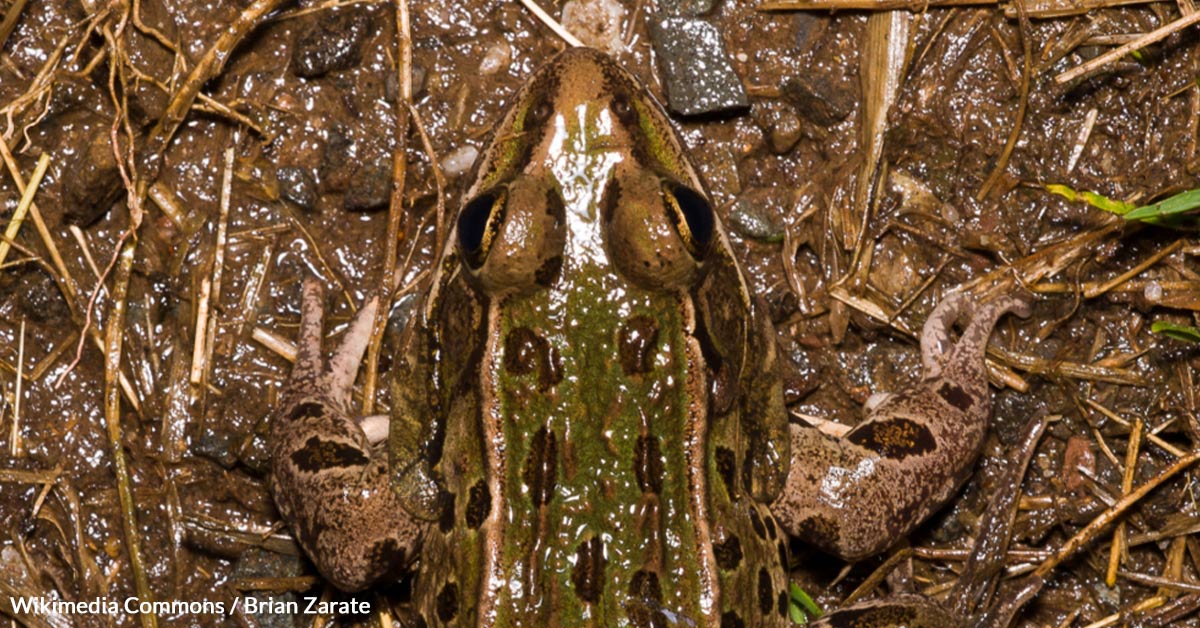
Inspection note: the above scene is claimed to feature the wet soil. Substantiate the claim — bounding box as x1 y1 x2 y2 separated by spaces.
1 0 1199 626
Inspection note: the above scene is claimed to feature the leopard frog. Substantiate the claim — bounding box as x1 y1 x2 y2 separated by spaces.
268 48 1029 627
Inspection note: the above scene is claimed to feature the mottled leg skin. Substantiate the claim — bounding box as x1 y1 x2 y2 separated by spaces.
269 278 425 592
770 293 1030 561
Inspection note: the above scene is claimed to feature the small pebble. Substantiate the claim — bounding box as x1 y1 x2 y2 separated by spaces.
561 0 627 54
480 41 512 75
443 145 480 178
1144 281 1163 302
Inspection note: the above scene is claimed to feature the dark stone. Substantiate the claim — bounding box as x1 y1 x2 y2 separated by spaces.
15 268 69 323
782 74 854 128
62 132 125 226
729 187 788 243
276 166 317 211
343 160 391 211
649 17 748 116
293 8 373 78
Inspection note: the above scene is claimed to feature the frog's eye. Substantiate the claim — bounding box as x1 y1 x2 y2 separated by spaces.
458 176 566 293
664 183 714 259
458 188 507 269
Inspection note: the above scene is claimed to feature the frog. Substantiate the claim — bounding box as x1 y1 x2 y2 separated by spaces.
267 47 1030 627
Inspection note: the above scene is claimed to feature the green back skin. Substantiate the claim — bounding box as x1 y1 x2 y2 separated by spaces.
390 48 791 627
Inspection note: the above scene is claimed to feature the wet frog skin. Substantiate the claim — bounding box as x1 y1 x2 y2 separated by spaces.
268 48 1029 627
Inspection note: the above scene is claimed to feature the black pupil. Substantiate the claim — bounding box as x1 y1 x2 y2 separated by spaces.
458 192 497 257
672 185 714 252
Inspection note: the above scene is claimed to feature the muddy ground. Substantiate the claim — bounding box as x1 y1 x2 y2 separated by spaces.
0 0 1199 626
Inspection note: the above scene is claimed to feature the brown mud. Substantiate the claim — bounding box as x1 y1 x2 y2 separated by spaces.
0 0 1198 626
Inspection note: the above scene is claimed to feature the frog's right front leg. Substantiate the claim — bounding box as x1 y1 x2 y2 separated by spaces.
269 278 427 592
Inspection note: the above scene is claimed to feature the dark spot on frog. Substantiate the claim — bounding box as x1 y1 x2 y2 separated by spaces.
285 402 324 423
504 327 561 390
764 513 778 540
627 569 667 627
778 591 789 618
937 381 975 411
720 611 745 628
601 177 621 224
571 537 606 604
465 479 490 529
437 488 455 533
435 581 459 622
290 436 367 472
796 515 838 546
634 435 664 494
629 569 662 602
846 417 937 460
535 255 563 287
712 535 742 570
749 508 767 539
757 568 773 615
715 446 737 497
619 315 660 375
523 426 558 506
777 540 788 571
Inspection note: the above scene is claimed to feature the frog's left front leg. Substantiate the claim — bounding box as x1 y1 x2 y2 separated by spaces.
770 294 1029 561
269 278 426 592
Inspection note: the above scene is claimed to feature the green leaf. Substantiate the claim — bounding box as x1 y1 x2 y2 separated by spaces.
1151 321 1200 343
1124 189 1200 221
789 582 823 623
1044 184 1135 215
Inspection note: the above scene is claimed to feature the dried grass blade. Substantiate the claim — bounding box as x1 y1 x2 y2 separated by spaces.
0 152 50 268
102 236 158 628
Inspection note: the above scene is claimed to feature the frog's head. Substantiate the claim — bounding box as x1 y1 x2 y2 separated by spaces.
454 48 717 296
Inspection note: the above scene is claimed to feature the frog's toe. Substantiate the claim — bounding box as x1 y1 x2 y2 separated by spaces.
324 293 379 403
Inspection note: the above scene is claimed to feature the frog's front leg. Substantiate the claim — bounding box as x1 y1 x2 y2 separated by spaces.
770 293 1029 560
269 278 426 592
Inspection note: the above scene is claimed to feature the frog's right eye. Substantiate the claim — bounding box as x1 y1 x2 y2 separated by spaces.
458 189 507 269
457 177 566 293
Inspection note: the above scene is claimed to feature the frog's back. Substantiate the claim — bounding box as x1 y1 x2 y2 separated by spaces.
405 49 791 627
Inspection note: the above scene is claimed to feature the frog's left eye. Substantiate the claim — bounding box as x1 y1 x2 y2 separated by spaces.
458 188 507 269
664 183 714 259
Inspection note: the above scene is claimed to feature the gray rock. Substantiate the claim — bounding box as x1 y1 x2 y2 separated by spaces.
730 187 788 243
650 17 748 116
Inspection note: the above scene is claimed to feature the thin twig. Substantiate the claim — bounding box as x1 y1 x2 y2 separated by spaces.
11 319 25 457
518 0 584 47
977 0 1031 200
1056 10 1200 84
0 152 50 268
141 0 291 179
0 0 30 53
103 236 158 628
362 0 413 416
